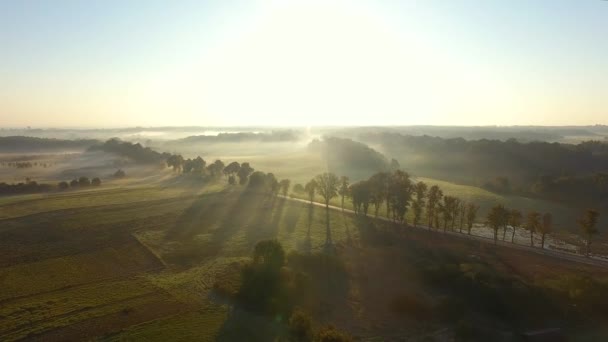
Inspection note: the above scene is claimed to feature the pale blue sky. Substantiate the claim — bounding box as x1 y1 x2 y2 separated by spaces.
1 0 606 127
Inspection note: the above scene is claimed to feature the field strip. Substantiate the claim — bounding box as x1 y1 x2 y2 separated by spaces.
279 195 608 269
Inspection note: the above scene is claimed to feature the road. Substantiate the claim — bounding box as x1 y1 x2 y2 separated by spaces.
279 195 608 269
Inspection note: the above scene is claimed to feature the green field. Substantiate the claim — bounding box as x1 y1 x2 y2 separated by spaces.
1 174 607 341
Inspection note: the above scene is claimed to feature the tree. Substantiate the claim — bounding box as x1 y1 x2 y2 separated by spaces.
350 181 371 216
279 179 291 196
315 173 339 245
501 209 511 241
78 176 91 187
388 170 413 225
293 183 305 194
237 162 254 185
289 308 313 342
207 160 225 178
70 179 79 187
314 325 353 342
223 161 240 181
253 239 285 270
191 156 206 174
578 209 600 257
369 172 389 218
538 212 552 249
465 203 479 235
412 181 428 227
458 201 466 233
338 176 350 212
451 197 461 231
525 211 541 247
441 196 458 233
91 177 101 186
305 180 317 205
509 209 523 243
113 169 126 178
266 173 279 196
166 154 184 172
487 204 507 244
58 181 69 190
426 185 443 228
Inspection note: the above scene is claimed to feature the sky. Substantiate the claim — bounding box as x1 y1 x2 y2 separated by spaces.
1 0 607 128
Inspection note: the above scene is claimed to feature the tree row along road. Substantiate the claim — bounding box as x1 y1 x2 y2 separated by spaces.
279 195 608 269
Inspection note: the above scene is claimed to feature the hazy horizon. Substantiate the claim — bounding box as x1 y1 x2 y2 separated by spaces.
2 0 607 127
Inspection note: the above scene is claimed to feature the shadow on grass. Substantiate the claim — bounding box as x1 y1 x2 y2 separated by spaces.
215 307 285 342
283 201 302 234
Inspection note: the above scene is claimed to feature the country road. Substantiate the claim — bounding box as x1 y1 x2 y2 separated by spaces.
279 195 608 269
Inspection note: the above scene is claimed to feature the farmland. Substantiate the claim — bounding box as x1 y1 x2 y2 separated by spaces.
1 172 608 340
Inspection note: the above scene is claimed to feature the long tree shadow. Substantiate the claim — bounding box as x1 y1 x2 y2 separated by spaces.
165 187 236 241
283 201 302 234
215 307 284 342
245 195 287 247
208 190 265 252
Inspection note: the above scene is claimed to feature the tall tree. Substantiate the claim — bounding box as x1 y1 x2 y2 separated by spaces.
451 197 461 231
338 176 350 212
279 179 291 196
538 212 552 249
509 209 523 243
426 185 443 228
466 203 479 235
412 181 428 227
441 196 458 233
315 173 339 245
223 161 240 181
525 211 541 247
502 209 511 241
207 160 225 178
578 209 600 257
458 201 466 233
166 154 184 172
487 204 507 244
388 170 413 225
237 162 254 185
369 172 389 218
304 180 317 205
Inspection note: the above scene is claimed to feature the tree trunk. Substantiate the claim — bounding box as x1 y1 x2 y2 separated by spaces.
341 195 344 212
325 203 332 245
530 231 534 247
511 227 516 243
586 238 591 258
494 229 497 244
541 233 546 249
502 226 506 241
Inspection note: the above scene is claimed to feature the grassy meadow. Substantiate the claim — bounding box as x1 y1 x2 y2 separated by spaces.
2 172 608 340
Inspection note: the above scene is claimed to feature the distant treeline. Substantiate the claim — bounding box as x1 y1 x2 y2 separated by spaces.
332 125 607 142
0 176 103 195
89 138 170 164
308 137 390 178
0 136 98 152
174 131 301 144
356 133 608 206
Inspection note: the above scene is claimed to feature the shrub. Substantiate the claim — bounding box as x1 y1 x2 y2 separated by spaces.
58 181 69 190
114 169 126 178
78 176 91 186
314 325 352 342
289 308 313 342
91 177 101 186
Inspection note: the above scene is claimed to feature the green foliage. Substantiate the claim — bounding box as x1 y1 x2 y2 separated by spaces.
313 325 353 342
253 239 285 271
92 138 169 163
289 308 313 342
